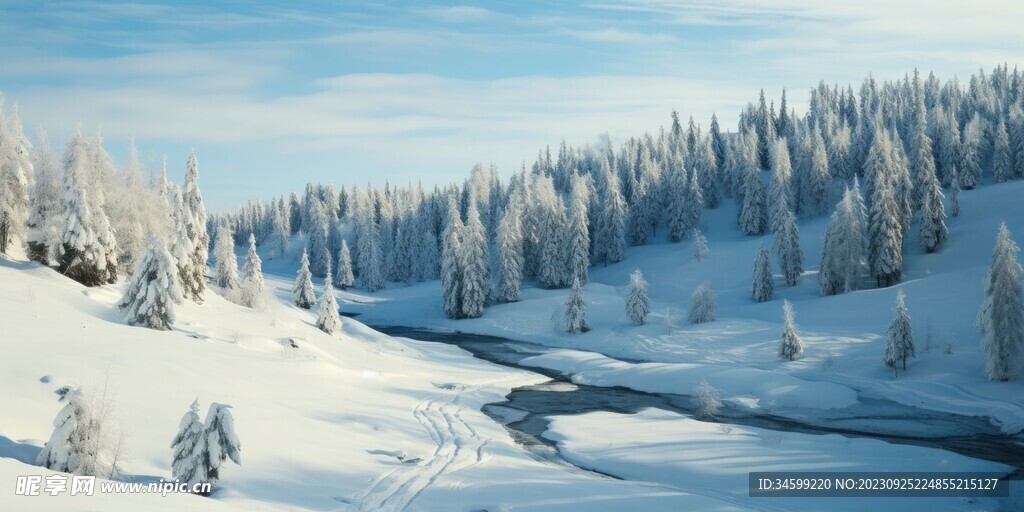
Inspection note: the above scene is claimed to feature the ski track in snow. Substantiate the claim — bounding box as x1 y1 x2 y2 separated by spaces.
352 388 490 512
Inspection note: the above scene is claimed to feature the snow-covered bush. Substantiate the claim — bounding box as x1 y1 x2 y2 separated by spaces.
37 386 122 478
688 282 716 324
694 378 721 420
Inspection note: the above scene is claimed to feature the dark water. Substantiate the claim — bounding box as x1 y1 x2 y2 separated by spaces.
374 326 1024 478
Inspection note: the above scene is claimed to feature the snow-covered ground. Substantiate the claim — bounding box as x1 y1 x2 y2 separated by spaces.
343 179 1024 435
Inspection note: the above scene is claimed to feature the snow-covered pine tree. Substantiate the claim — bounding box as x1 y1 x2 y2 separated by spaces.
688 282 716 324
625 268 650 325
774 206 803 286
738 165 767 235
537 176 569 286
664 150 691 242
918 159 948 253
804 129 830 216
315 267 342 334
768 138 793 234
116 235 183 330
938 110 960 187
778 300 803 361
357 206 384 293
868 132 904 287
626 174 649 247
695 136 721 208
884 290 916 377
306 199 331 278
180 151 208 302
496 199 524 302
595 160 626 265
566 175 591 285
976 223 1024 381
26 130 62 264
292 249 316 309
213 225 240 294
335 240 355 289
58 133 109 287
441 197 464 319
460 198 489 318
202 403 241 491
959 114 982 190
693 228 709 262
564 276 589 333
993 120 1013 184
238 233 265 309
171 399 206 488
0 103 31 255
752 245 774 302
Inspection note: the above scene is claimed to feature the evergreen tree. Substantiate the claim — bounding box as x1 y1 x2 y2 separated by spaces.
566 175 591 285
594 160 626 265
884 290 916 377
315 267 342 334
738 166 767 235
752 245 774 302
202 403 241 491
26 130 62 264
665 153 691 242
976 223 1024 381
441 198 464 319
460 199 489 318
58 133 109 287
695 137 721 208
357 209 384 293
625 269 650 325
868 133 904 287
564 277 589 333
0 104 31 255
688 282 716 324
693 228 709 262
292 249 316 309
804 129 831 216
171 399 206 488
116 235 183 330
335 240 355 289
993 120 1013 184
774 207 803 286
239 233 265 309
778 300 804 361
306 200 331 278
918 162 948 253
495 200 524 303
959 114 982 190
769 139 793 234
180 152 208 302
212 225 240 294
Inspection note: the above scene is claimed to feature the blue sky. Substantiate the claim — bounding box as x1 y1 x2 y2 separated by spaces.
1 0 1021 210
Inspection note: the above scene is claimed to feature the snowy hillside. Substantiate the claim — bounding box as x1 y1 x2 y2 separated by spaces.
3 254 729 511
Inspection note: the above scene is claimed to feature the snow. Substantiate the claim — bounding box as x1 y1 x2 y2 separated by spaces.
544 408 1011 512
344 179 1024 434
0 250 754 511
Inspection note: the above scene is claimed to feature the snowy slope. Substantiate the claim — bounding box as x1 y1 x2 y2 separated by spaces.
0 255 754 511
343 179 1024 434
